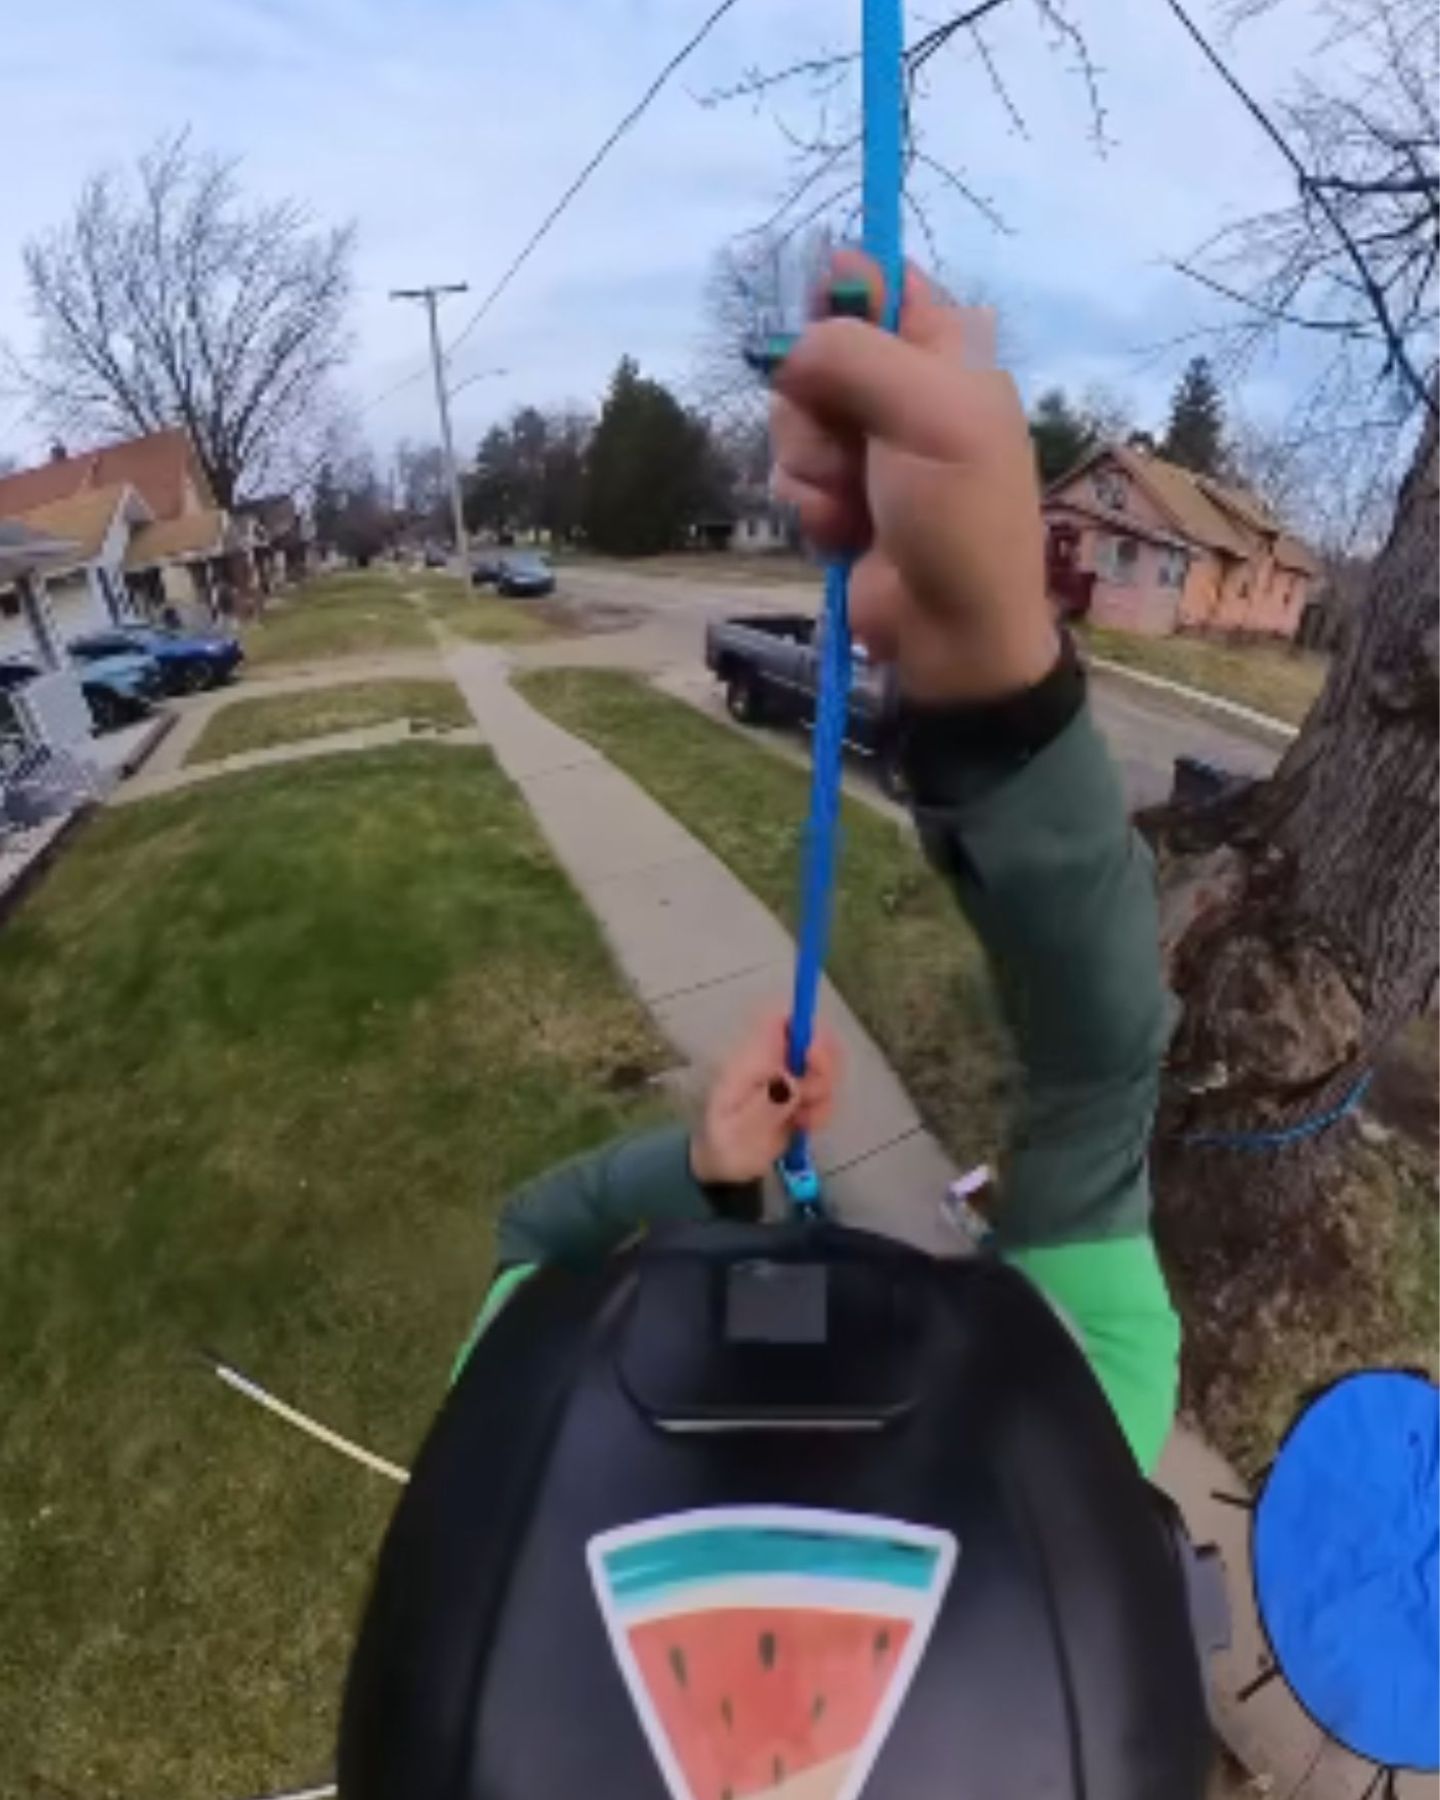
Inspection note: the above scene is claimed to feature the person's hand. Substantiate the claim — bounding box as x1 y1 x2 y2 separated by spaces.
690 1011 843 1187
769 252 1058 704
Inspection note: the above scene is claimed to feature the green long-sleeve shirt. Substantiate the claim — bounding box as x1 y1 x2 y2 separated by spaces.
461 699 1180 1473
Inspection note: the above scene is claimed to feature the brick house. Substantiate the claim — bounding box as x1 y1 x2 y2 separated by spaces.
1043 443 1319 639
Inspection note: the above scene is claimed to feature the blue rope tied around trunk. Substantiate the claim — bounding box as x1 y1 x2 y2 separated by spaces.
780 0 905 1215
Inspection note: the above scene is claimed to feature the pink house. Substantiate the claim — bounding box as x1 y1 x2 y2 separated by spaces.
1043 443 1319 639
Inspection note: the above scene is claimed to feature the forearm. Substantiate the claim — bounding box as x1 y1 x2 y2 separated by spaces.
902 664 1174 1251
495 1123 713 1266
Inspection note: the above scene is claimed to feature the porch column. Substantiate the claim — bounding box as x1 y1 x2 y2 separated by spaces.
18 573 63 670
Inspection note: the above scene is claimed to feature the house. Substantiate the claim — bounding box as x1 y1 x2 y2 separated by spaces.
1043 443 1319 639
0 485 153 655
0 429 265 627
234 493 313 589
0 519 105 819
728 486 797 555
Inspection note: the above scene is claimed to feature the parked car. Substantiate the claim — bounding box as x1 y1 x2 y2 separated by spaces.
0 651 162 733
471 553 505 588
496 553 555 598
703 612 906 797
69 625 243 695
424 548 448 569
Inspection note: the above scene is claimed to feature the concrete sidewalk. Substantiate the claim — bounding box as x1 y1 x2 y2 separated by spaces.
446 638 1422 1800
445 640 957 1255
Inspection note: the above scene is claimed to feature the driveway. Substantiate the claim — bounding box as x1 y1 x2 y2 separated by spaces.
530 564 1280 813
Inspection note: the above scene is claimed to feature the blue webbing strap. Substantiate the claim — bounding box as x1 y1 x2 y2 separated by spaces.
780 0 906 1215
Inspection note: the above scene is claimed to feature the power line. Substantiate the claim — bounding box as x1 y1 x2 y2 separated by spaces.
446 0 745 359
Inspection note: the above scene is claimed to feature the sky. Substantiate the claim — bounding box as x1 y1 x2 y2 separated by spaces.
0 0 1334 475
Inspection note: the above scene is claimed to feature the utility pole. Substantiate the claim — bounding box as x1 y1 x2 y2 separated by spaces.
390 283 470 571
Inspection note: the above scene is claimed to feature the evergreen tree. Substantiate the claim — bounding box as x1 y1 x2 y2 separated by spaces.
583 358 712 554
1029 388 1098 484
1160 357 1226 475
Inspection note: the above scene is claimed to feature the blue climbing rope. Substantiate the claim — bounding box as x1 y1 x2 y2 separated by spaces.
780 0 906 1215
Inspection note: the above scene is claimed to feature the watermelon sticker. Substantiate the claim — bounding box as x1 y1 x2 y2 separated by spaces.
588 1506 957 1800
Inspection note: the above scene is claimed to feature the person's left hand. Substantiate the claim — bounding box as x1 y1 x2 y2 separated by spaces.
690 1011 843 1187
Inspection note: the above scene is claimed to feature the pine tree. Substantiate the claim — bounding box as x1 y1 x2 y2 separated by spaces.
583 358 712 555
1029 389 1098 484
1160 357 1226 475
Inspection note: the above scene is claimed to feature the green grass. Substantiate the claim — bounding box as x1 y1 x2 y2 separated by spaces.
186 678 471 765
0 743 668 1796
517 668 1008 1169
1080 622 1327 727
407 571 551 643
241 570 432 667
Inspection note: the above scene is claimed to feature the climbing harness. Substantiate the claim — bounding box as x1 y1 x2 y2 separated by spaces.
779 0 907 1216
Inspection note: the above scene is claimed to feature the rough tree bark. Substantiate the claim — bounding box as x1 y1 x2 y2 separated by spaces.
1143 407 1437 1421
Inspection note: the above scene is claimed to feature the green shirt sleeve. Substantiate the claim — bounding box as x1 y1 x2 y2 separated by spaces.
495 1122 710 1266
910 699 1180 1463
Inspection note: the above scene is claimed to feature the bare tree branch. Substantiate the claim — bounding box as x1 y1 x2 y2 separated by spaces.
12 132 354 503
1161 0 1434 412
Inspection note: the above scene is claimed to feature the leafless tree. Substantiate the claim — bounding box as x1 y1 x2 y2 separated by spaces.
1140 0 1438 1443
1167 0 1436 538
13 133 354 506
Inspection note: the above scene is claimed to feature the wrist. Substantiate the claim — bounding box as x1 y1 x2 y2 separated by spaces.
688 1130 721 1187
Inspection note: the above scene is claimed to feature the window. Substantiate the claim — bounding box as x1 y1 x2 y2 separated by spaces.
0 588 18 619
1093 467 1128 511
1158 546 1189 589
1098 534 1140 586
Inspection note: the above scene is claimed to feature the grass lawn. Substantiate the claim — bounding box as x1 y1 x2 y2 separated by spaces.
186 678 471 765
1080 622 1327 727
0 743 668 1796
407 571 551 644
517 668 1008 1172
242 570 432 668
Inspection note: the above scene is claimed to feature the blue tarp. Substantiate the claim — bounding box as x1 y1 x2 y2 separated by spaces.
1254 1370 1439 1771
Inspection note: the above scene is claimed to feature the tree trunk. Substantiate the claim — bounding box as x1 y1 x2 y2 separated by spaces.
1141 407 1437 1443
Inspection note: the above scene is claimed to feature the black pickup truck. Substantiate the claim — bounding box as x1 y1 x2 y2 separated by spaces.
703 612 906 796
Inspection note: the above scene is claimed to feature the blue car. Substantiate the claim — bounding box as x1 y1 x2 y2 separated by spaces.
0 650 163 733
69 625 244 696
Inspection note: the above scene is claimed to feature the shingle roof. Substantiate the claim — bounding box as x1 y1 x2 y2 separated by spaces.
124 507 227 571
1109 446 1254 558
0 427 213 524
11 484 138 567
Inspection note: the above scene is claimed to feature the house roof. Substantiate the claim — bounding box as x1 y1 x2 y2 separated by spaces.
124 507 227 572
1108 446 1254 558
234 493 299 536
1047 443 1318 570
0 427 215 525
11 484 149 570
1275 533 1321 575
0 518 80 580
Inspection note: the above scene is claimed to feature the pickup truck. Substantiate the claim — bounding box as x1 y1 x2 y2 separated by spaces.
703 612 906 797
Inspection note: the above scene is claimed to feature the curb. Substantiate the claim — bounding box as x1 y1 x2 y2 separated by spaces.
1087 657 1299 745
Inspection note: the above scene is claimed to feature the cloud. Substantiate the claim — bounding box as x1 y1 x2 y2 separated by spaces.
0 0 1334 471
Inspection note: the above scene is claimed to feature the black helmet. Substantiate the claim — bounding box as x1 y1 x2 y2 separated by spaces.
340 1220 1218 1798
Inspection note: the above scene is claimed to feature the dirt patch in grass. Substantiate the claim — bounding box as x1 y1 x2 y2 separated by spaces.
241 570 432 667
1079 623 1327 727
186 678 471 765
517 667 1008 1172
0 742 669 1795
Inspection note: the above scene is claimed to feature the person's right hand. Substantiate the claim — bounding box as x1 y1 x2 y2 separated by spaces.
769 252 1058 705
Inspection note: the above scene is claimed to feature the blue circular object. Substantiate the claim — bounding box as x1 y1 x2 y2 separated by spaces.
1254 1370 1439 1770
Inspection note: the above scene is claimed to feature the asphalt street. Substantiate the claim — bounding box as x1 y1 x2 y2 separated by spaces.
538 562 1280 813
